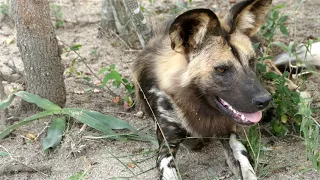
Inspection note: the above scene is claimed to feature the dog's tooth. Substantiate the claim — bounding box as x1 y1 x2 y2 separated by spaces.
241 114 245 120
229 106 233 110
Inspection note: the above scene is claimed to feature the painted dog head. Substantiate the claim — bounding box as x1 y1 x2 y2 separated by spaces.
168 0 272 125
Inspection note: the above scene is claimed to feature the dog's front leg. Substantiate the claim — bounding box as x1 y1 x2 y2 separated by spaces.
156 118 187 180
221 134 257 180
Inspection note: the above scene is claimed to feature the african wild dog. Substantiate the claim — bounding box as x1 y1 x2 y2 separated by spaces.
133 0 272 179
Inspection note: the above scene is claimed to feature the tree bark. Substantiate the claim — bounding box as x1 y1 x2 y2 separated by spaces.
11 0 66 110
100 0 143 48
123 0 152 48
99 0 117 36
0 75 6 128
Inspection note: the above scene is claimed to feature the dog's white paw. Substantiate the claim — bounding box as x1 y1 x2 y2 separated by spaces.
242 168 257 180
160 156 179 180
229 134 257 180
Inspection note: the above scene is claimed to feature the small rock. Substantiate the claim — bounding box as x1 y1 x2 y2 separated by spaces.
93 88 101 93
229 0 237 3
135 111 144 118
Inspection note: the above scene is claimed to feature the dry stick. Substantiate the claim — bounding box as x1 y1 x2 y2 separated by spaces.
35 116 53 140
266 60 299 91
98 24 141 52
0 71 24 84
108 150 136 176
0 145 49 177
99 23 131 49
133 81 183 180
4 60 24 77
112 166 157 179
59 40 118 98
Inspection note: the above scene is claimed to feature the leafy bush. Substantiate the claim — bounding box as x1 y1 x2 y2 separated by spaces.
247 3 320 171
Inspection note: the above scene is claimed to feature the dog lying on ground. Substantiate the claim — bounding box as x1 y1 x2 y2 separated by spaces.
133 0 272 179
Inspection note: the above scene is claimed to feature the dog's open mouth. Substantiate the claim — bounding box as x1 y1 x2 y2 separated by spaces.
216 97 262 125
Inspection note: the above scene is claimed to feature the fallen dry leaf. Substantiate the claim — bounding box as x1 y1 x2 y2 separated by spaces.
127 163 136 168
25 133 36 141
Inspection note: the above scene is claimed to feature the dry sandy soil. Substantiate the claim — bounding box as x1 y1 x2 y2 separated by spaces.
0 0 320 179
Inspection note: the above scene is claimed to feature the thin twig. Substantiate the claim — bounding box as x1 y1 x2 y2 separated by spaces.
110 166 157 179
108 150 136 176
35 119 52 140
59 40 118 97
0 145 49 177
131 75 183 180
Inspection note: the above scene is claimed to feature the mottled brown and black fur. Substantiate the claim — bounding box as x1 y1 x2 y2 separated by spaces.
133 0 272 179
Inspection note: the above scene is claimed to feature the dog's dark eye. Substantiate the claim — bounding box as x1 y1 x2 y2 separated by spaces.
215 66 228 73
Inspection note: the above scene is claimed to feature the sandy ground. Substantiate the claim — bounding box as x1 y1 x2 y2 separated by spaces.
0 0 319 179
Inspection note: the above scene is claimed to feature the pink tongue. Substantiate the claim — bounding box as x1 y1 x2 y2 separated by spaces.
241 111 262 123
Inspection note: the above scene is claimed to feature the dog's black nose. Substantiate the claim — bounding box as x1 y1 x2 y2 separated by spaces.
253 94 272 110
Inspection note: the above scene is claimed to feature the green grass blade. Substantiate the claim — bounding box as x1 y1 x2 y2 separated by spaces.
0 94 15 110
68 171 88 180
43 116 66 152
62 108 136 131
0 151 9 157
0 110 57 139
62 108 117 135
15 91 61 111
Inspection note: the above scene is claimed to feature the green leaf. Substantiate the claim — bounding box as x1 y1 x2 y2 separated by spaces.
273 4 285 10
278 15 288 24
257 63 267 73
83 76 91 82
264 72 281 80
272 10 279 20
262 30 273 39
98 67 107 75
125 84 134 94
110 70 122 84
15 91 61 111
271 41 288 51
140 6 145 12
62 108 136 136
0 151 9 157
122 78 129 84
0 94 15 110
43 117 66 152
101 73 111 87
69 171 88 180
70 44 82 51
280 24 289 36
0 110 57 139
287 41 295 55
252 42 261 50
109 64 116 70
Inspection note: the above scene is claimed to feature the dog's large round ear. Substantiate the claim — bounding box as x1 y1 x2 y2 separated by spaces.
228 0 272 37
169 9 221 54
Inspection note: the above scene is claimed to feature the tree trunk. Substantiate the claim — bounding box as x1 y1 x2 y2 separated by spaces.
100 0 141 48
11 0 66 110
124 0 152 48
0 75 6 128
99 0 117 36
